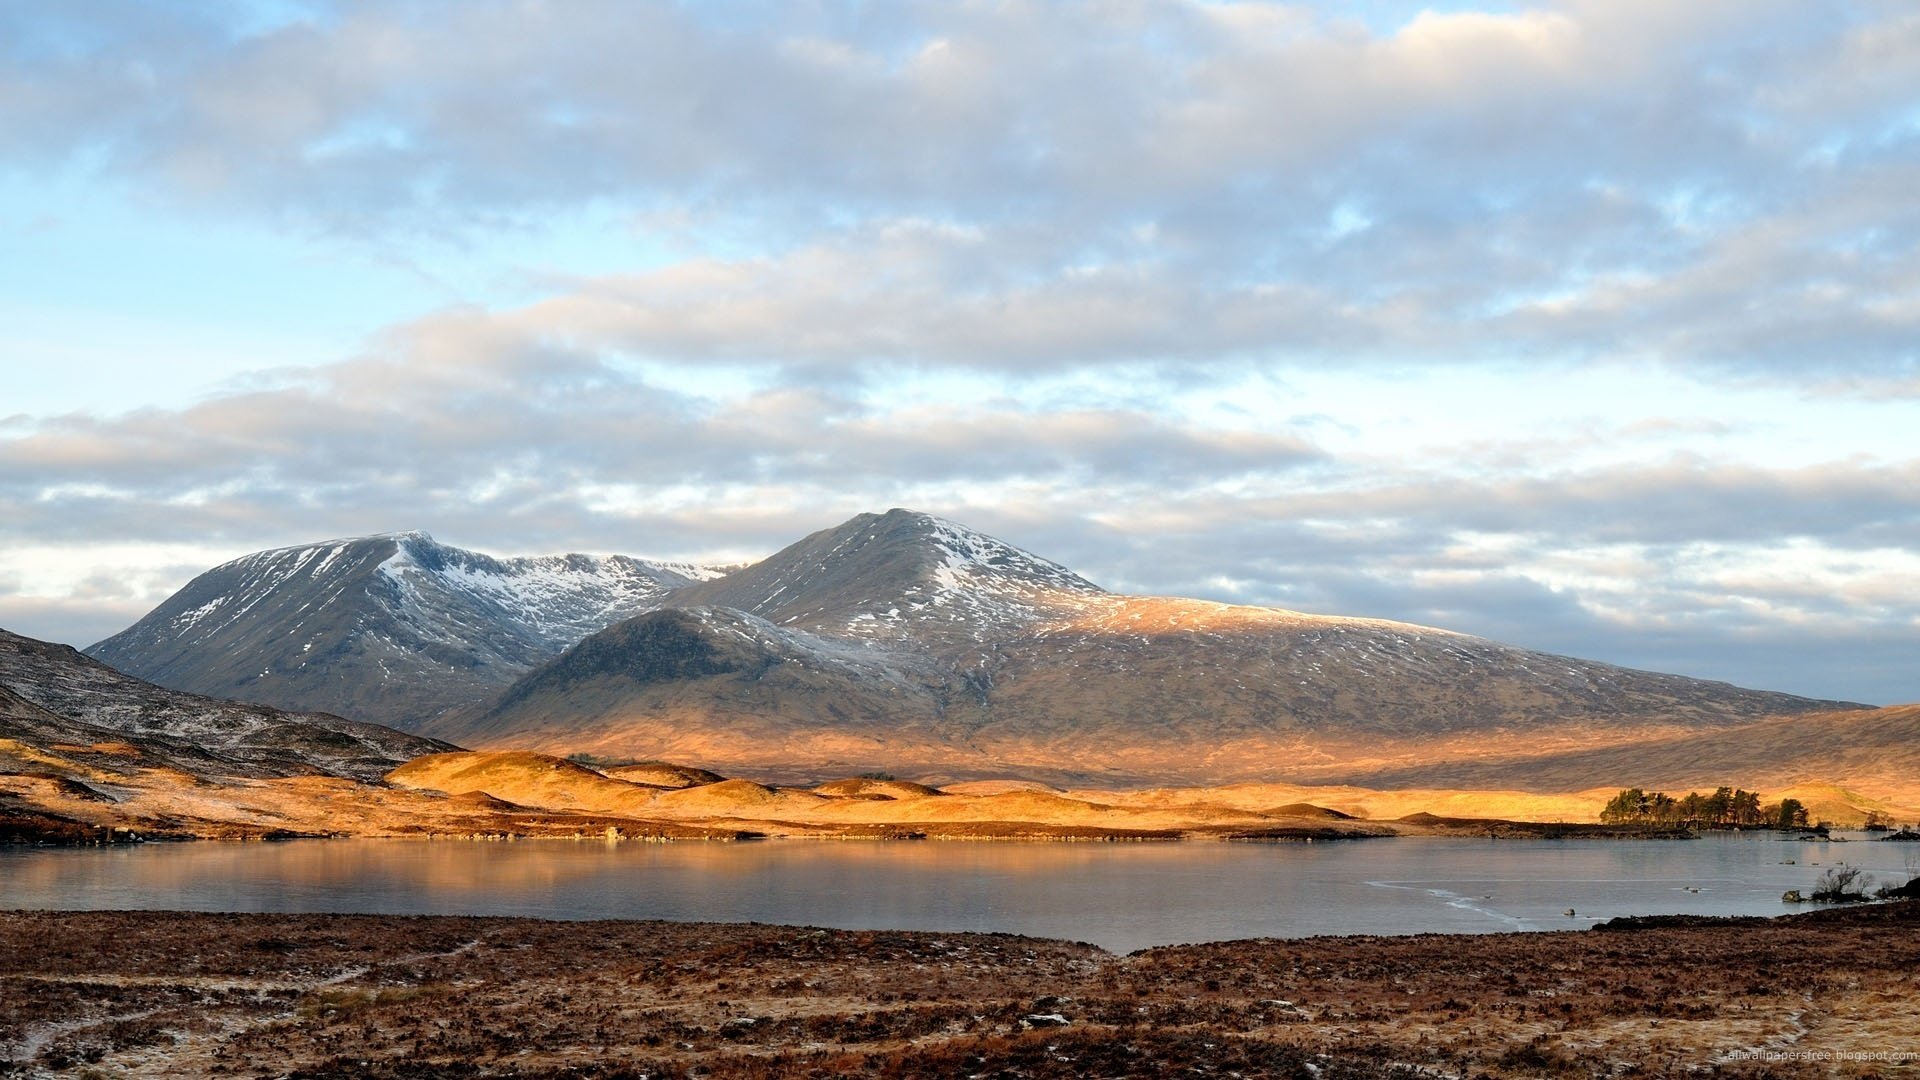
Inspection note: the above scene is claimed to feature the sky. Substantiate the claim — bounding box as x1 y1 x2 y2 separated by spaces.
2 0 1917 704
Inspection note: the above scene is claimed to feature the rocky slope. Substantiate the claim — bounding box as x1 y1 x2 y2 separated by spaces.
439 510 1866 783
2 627 448 782
89 532 722 725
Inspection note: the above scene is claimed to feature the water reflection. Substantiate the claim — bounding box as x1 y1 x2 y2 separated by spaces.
3 834 1910 952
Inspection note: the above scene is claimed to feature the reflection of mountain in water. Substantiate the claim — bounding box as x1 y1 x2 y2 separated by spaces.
7 835 1908 952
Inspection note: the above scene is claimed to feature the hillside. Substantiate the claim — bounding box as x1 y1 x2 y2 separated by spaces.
383 750 1402 837
0 626 771 842
2 628 447 782
88 532 722 724
1330 704 1920 806
437 510 1865 783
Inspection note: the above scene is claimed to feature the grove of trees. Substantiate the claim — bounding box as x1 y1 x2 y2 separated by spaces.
1598 786 1809 830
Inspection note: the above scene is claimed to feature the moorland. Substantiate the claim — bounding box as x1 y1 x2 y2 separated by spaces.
4 903 1917 1078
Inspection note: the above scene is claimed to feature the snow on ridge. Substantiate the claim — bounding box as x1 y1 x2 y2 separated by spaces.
166 530 726 656
653 560 730 582
225 531 646 601
229 530 430 567
916 513 1102 602
373 535 704 648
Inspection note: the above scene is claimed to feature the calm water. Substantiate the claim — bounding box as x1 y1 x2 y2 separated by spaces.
3 834 1912 952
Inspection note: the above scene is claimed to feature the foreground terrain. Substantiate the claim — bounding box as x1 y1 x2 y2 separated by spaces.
2 904 1916 1078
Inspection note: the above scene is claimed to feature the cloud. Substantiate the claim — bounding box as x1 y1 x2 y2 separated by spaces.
1075 512 1920 704
3 1 1918 704
4 333 1916 705
0 550 229 652
0 2 1780 218
5 2 1918 389
0 351 1321 551
0 597 147 656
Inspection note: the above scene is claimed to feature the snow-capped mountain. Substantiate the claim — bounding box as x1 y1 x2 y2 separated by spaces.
436 510 1868 783
666 509 1103 645
3 628 448 782
89 532 723 725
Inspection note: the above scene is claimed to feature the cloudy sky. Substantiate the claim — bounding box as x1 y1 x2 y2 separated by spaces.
3 1 1917 704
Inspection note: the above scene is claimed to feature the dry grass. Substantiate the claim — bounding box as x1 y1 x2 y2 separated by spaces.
11 746 1916 844
3 904 1916 1078
603 762 727 788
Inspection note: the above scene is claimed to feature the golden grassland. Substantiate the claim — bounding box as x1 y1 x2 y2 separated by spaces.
9 732 1916 844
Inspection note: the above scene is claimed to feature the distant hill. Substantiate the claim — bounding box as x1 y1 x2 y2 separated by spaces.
88 532 724 724
2 627 448 783
433 509 1866 784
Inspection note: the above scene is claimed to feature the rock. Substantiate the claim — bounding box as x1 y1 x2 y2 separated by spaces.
1782 889 1803 903
1019 1013 1070 1029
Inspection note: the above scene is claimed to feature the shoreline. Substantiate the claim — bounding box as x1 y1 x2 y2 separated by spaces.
1 896 1912 951
0 810 1708 846
0 826 1689 847
2 897 1910 948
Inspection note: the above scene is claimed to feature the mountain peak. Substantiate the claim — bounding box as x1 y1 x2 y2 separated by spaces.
666 508 1102 637
883 509 1102 597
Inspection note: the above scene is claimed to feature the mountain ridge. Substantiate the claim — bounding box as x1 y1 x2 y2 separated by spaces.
83 510 1873 786
88 531 727 725
426 510 1867 783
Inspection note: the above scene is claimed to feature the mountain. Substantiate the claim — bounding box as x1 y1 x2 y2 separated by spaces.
664 508 1104 644
438 509 1867 784
89 532 723 726
1 627 448 782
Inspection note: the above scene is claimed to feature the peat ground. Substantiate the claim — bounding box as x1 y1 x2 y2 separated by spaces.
2 903 1916 1078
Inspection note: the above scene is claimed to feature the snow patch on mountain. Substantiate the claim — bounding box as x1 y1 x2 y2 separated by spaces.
922 514 1102 600
373 535 704 649
873 512 1104 641
686 605 929 686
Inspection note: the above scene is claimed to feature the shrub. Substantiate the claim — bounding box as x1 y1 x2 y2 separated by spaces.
1810 866 1874 902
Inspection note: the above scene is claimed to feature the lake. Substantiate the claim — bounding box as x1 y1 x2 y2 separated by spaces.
3 833 1912 952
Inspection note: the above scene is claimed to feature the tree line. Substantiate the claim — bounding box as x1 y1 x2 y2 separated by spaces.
1599 786 1809 830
